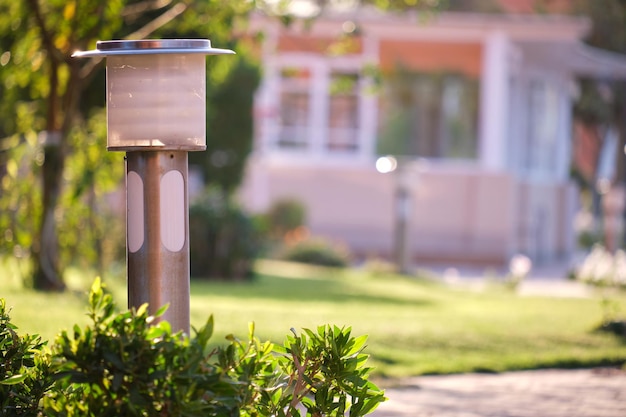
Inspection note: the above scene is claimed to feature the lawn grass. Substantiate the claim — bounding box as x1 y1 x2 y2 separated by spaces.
2 258 625 378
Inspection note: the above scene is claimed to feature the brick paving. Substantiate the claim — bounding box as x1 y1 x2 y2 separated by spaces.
372 368 626 417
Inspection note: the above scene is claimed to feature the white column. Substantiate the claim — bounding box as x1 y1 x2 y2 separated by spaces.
479 31 511 171
256 27 279 154
360 34 380 163
257 60 280 153
309 61 329 157
556 80 573 181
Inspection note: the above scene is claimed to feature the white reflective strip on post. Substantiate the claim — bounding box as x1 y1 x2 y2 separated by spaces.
160 170 185 252
127 171 145 253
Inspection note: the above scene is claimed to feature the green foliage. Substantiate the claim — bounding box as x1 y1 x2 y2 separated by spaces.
190 54 261 193
578 229 603 250
255 198 308 259
45 278 244 417
0 0 264 289
1 279 385 416
280 238 351 268
0 133 42 285
264 198 307 239
189 188 261 280
60 110 125 272
575 245 626 332
0 111 124 281
0 299 53 416
267 326 386 417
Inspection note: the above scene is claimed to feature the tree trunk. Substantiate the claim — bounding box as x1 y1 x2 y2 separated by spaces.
32 56 67 292
32 134 66 291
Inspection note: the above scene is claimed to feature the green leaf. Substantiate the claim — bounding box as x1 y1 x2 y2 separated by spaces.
146 325 165 341
346 334 368 357
136 303 148 317
154 303 169 318
195 315 214 349
1 374 27 385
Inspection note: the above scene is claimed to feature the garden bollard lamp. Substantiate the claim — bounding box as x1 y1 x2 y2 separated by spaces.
73 39 234 334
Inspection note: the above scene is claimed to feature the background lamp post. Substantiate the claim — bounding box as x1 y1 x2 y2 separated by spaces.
73 39 234 334
376 156 418 275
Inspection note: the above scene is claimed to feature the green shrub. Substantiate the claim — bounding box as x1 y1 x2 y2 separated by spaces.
189 188 260 281
0 299 53 416
45 279 243 417
578 230 602 250
280 238 351 268
265 199 307 238
1 280 385 416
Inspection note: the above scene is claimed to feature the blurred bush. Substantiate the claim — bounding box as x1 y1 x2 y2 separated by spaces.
254 198 351 268
574 244 626 337
189 188 260 281
578 229 603 250
575 244 626 289
264 198 306 239
279 238 351 268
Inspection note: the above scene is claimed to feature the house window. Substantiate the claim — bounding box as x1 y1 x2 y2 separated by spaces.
377 71 479 160
525 80 559 175
278 68 310 150
327 73 359 152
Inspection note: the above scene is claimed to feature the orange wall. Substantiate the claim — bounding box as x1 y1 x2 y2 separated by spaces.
277 34 363 54
275 34 482 77
379 39 483 77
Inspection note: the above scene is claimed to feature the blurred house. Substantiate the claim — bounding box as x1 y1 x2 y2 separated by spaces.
239 3 626 268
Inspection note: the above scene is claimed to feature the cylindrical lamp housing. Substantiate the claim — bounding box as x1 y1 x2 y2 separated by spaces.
72 39 235 151
107 54 206 151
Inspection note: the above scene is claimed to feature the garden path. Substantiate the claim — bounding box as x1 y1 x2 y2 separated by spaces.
372 368 626 417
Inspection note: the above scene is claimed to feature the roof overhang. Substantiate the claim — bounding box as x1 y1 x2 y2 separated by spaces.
518 41 626 79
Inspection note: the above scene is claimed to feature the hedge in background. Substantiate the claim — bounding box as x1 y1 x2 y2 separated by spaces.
280 238 351 268
189 188 261 281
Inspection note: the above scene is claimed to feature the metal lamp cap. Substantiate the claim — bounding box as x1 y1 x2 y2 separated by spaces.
72 39 235 58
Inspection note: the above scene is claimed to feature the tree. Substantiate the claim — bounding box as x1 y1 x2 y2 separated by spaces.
572 0 626 249
190 55 261 193
0 0 261 290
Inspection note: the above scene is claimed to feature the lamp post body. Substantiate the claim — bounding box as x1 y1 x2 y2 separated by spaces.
126 152 190 332
394 185 411 275
73 40 234 334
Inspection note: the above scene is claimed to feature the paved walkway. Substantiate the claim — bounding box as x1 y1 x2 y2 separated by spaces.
426 259 594 298
372 368 626 417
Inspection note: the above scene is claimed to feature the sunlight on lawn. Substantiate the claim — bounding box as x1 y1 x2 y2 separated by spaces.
2 257 625 378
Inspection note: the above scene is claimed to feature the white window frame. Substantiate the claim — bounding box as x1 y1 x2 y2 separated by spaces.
261 53 376 166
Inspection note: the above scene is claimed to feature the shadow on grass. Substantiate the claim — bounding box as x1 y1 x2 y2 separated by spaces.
595 320 626 344
190 273 436 308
